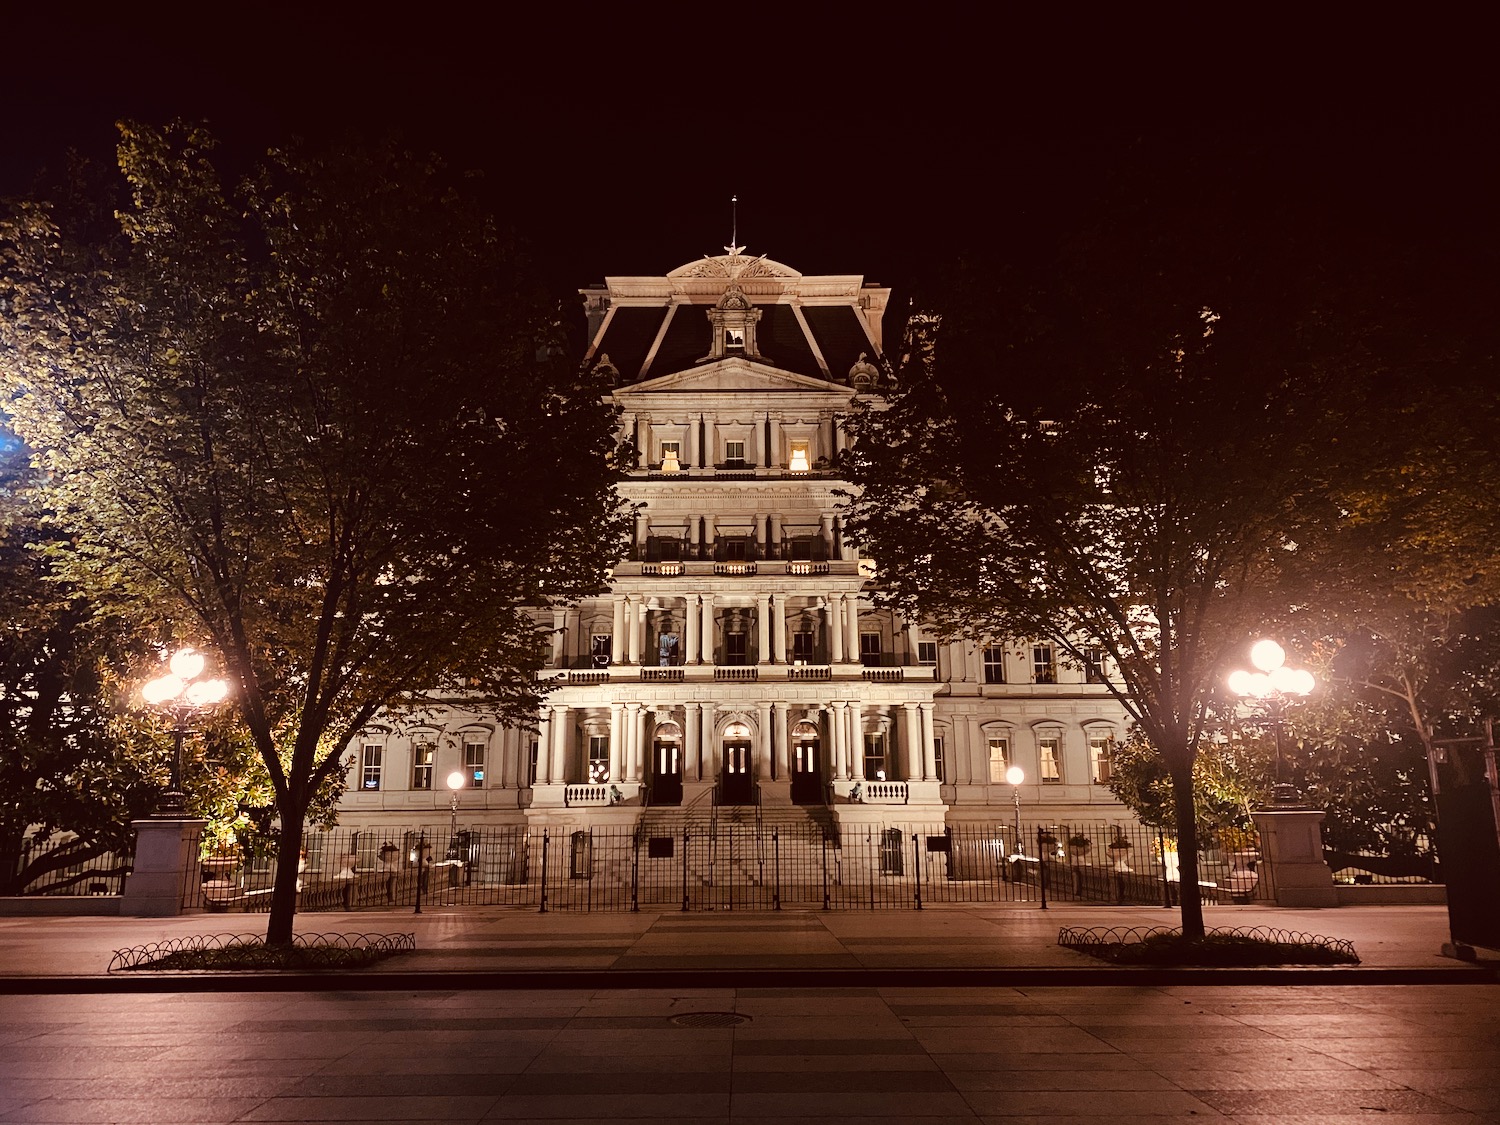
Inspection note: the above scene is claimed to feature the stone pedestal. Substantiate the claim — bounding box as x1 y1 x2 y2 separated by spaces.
1250 807 1338 907
120 818 206 917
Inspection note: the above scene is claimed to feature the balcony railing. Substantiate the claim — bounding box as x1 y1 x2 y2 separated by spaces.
860 782 909 804
715 667 758 682
640 667 684 682
565 785 611 807
714 561 757 576
787 665 832 681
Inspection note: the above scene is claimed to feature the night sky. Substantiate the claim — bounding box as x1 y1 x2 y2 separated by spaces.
6 12 1495 334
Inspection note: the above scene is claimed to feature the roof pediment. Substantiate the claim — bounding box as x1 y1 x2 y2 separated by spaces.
620 356 841 395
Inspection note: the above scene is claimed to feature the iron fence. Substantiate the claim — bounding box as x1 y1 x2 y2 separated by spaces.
7 834 133 897
182 818 1272 912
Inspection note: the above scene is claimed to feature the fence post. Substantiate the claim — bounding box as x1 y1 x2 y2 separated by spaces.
822 831 830 911
413 832 427 916
913 833 923 910
681 830 690 913
1037 827 1048 910
773 829 781 911
539 829 549 914
631 829 640 913
869 828 876 911
1158 826 1171 909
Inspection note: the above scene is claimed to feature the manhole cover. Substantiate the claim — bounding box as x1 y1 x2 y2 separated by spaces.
669 1011 749 1028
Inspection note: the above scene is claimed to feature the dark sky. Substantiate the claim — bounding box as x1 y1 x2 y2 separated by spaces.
6 12 1495 323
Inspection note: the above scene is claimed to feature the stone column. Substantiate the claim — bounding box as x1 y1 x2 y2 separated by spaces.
701 701 716 777
775 701 791 779
756 593 771 665
611 595 626 664
632 705 648 782
755 512 767 557
687 418 699 470
608 703 623 783
626 597 641 664
551 608 567 668
904 704 923 782
550 705 571 785
701 595 716 664
845 596 861 664
684 702 701 780
536 713 552 783
831 702 848 780
768 512 781 559
685 594 700 664
849 702 865 781
756 702 773 781
622 703 640 783
920 703 938 781
829 597 844 664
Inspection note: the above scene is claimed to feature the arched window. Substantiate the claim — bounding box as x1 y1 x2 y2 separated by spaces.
723 720 752 739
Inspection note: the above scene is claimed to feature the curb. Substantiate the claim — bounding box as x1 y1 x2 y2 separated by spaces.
3 965 1496 994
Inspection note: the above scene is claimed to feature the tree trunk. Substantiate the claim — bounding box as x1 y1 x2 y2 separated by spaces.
264 809 306 946
1169 762 1206 939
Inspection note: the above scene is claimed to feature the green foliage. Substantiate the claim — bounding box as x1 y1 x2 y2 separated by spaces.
0 123 629 937
1105 727 1272 832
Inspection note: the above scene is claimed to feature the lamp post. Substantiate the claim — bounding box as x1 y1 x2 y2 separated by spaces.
446 769 466 886
140 648 229 817
1005 764 1025 857
1228 639 1315 806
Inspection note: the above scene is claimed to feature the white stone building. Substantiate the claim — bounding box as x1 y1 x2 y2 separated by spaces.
335 250 1132 839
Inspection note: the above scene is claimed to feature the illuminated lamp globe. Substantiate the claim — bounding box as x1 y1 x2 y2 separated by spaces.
169 649 206 680
1226 669 1255 696
1249 639 1285 673
446 770 467 792
1004 765 1025 787
142 675 184 705
185 679 229 707
1286 668 1315 696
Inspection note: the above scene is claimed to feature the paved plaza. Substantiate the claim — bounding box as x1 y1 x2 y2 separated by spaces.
1 904 1497 1122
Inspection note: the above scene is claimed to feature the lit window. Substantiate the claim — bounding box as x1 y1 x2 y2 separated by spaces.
987 737 1010 782
463 739 486 788
588 735 609 783
863 733 886 781
660 441 681 472
1039 737 1062 782
1090 737 1112 783
412 742 434 790
361 744 382 790
725 327 745 351
918 641 938 666
1033 644 1056 684
982 645 1006 684
788 440 810 472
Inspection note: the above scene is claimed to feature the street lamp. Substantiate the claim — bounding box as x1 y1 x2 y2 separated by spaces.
1228 638 1315 805
446 769 466 886
1005 764 1025 857
140 648 229 817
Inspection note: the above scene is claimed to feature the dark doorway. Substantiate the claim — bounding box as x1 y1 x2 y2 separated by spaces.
652 741 682 806
720 740 754 805
791 739 822 804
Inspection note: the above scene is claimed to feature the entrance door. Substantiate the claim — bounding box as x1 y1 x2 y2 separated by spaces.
720 741 754 805
791 740 822 804
652 741 682 806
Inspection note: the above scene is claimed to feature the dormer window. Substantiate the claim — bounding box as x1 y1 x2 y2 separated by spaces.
725 327 745 352
702 285 763 361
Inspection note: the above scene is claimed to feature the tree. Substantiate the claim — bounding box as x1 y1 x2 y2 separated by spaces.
0 123 630 941
843 233 1353 937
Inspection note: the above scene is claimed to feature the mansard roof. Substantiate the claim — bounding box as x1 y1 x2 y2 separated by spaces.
581 250 889 387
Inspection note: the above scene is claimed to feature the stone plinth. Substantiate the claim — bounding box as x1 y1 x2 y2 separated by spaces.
1250 806 1338 907
120 818 206 917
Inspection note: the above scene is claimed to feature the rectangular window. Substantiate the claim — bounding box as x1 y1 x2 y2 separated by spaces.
1033 644 1056 684
918 641 938 666
860 632 882 667
987 737 1010 782
360 744 382 791
982 645 1006 684
863 734 887 781
792 631 816 664
527 741 539 786
463 739 486 788
592 634 612 667
724 327 745 352
725 439 746 465
1090 737 1112 783
788 439 811 471
932 736 945 783
722 537 748 561
725 632 748 665
659 440 681 470
1085 647 1107 684
588 735 609 783
411 742 434 790
1039 737 1062 782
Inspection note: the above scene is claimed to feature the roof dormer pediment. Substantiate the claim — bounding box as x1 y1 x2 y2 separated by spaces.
620 356 844 396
